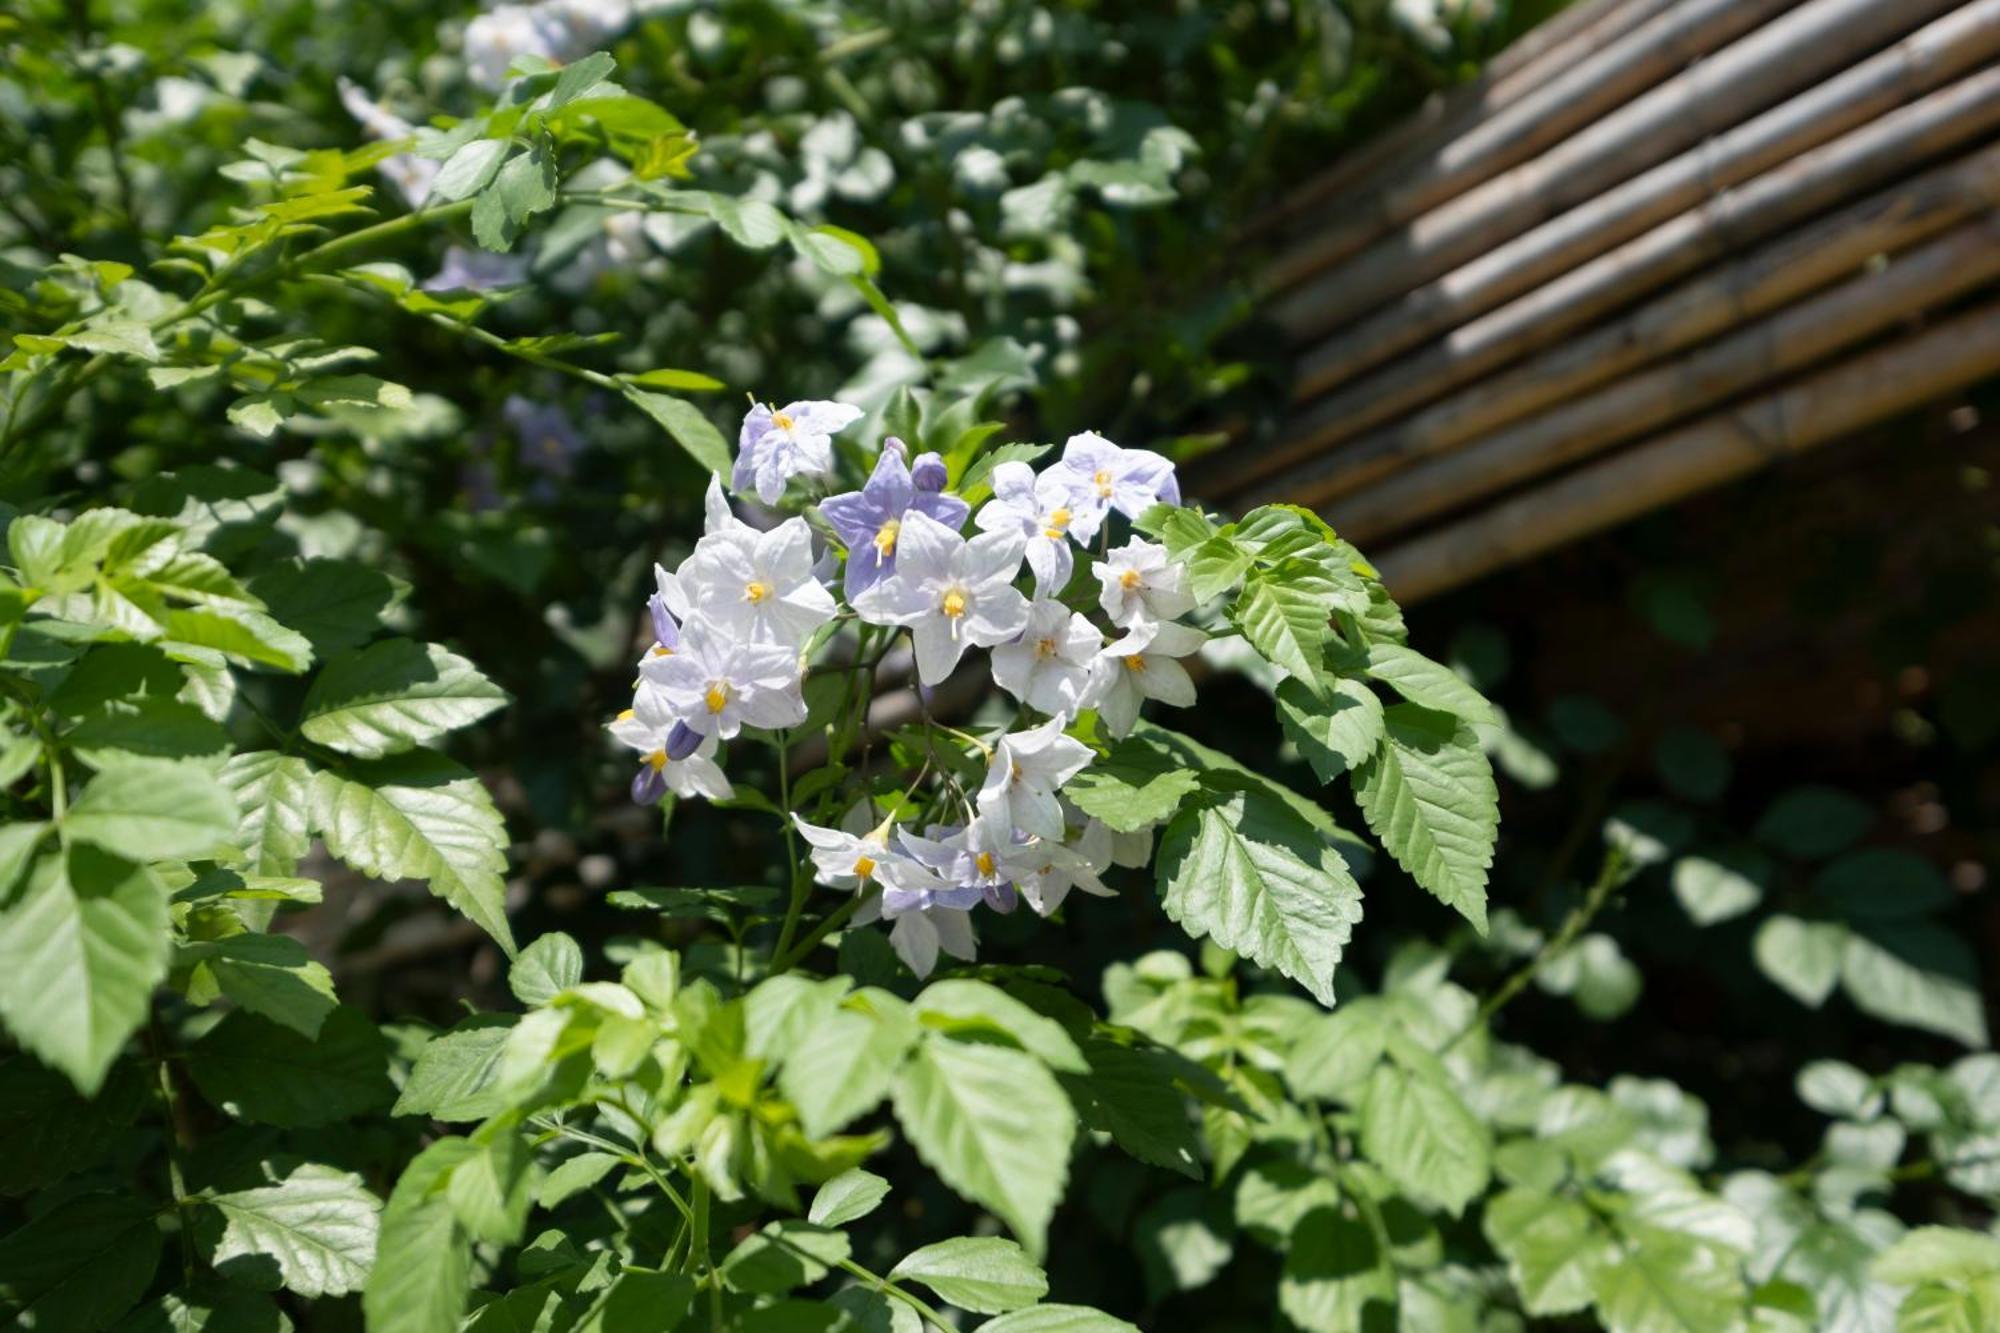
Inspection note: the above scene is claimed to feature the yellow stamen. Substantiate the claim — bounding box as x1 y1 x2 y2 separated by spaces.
651 645 674 657
617 708 636 722
853 855 877 881
1094 468 1114 498
1034 636 1057 659
874 518 900 557
705 685 728 714
771 410 795 431
744 580 770 603
975 851 996 877
646 749 668 771
1010 762 1023 784
941 588 968 618
1042 507 1072 540
1119 568 1142 590
1123 654 1147 673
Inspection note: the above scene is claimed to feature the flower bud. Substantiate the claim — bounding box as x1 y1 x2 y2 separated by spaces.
983 880 1019 914
648 592 680 651
911 451 948 492
665 719 702 761
631 764 667 805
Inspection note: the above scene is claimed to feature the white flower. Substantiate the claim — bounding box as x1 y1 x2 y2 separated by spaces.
463 5 564 90
791 815 935 895
901 816 1025 913
639 622 806 740
974 461 1100 594
703 473 753 540
732 400 863 505
1095 538 1195 630
335 80 436 208
610 686 732 802
976 716 1094 841
884 904 977 980
679 517 835 649
852 510 1029 685
1095 620 1204 737
1054 431 1181 525
991 599 1104 719
1014 838 1113 917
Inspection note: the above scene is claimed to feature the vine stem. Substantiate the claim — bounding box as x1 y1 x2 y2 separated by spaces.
833 1257 956 1332
771 729 810 964
1445 843 1629 1053
770 884 879 976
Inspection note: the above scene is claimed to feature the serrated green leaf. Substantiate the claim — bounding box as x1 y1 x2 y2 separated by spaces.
1589 1226 1745 1333
66 761 237 860
973 1307 1139 1333
622 387 731 477
248 558 406 656
892 1237 1048 1315
363 1136 475 1333
218 752 317 874
892 1036 1074 1257
1062 731 1204 833
432 138 510 202
1363 643 1496 727
207 1163 380 1298
808 1170 891 1229
68 697 230 768
912 979 1087 1072
778 996 919 1139
198 934 338 1038
1231 568 1330 692
310 753 515 954
0 1192 162 1331
1061 1038 1203 1179
1360 1045 1490 1216
445 1122 536 1245
1156 784 1362 1008
300 639 506 759
395 1017 516 1122
164 605 312 672
187 1006 394 1128
1276 676 1384 784
1841 923 1988 1047
721 1220 851 1296
1353 705 1496 933
1275 1208 1395 1333
0 846 169 1096
1484 1188 1612 1315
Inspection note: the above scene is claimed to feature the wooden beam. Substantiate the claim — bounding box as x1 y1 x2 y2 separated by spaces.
1260 0 1799 293
1270 0 1968 347
1331 214 2000 543
1371 300 2000 602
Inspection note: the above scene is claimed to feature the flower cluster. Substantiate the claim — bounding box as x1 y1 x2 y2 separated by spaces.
612 400 1199 976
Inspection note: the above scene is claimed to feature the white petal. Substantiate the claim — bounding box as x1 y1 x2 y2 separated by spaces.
889 916 940 979
910 617 965 685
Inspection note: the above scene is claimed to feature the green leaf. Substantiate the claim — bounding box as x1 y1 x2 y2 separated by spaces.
541 51 616 110
1061 1038 1203 1179
1754 915 1847 1007
248 558 407 656
778 995 920 1139
1755 786 1873 860
311 753 516 954
0 846 169 1095
891 1237 1048 1315
187 1006 394 1128
1284 1001 1388 1102
1484 1188 1612 1315
1814 849 1954 920
912 979 1087 1072
1186 535 1253 604
1653 726 1731 803
623 388 731 477
198 934 339 1038
808 1170 891 1229
394 1017 515 1122
721 1220 851 1296
1872 1227 2000 1285
1670 849 1768 926
1359 1043 1490 1215
746 973 851 1063
573 1271 695 1333
622 367 726 392
1841 922 1988 1047
1363 643 1497 728
217 752 317 874
1231 569 1331 692
892 1036 1075 1256
1589 1227 1745 1333
65 762 237 861
111 1287 288 1332
432 139 510 202
67 697 230 767
973 1309 1139 1333
510 932 584 1007
1063 731 1204 833
1276 676 1385 784
207 1163 380 1297
163 605 312 672
300 639 506 759
363 1137 474 1333
1797 1060 1882 1120
537 1151 619 1208
472 142 559 251
1275 1208 1396 1333
0 1192 162 1331
1352 704 1497 933
445 1122 536 1244
1156 783 1362 1007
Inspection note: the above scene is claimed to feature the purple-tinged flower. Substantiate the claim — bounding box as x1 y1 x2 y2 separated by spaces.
911 452 949 492
850 511 1029 685
424 246 530 293
819 447 971 596
610 686 732 803
1054 431 1182 523
975 460 1100 595
504 396 585 481
901 816 1024 912
733 399 863 504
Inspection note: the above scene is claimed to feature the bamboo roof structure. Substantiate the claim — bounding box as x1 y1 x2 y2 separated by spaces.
1205 0 2000 603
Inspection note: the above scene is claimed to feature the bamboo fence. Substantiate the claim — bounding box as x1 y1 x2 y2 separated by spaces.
1213 0 2000 601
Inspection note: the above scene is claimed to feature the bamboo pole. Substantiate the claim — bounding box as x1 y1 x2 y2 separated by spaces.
1224 130 2000 512
1328 215 2000 544
1217 67 2000 498
1261 0 1798 292
1271 0 1967 345
1371 300 2000 603
1259 0 1680 242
